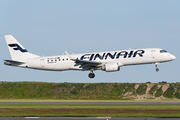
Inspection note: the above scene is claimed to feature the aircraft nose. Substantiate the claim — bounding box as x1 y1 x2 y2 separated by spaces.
170 54 176 60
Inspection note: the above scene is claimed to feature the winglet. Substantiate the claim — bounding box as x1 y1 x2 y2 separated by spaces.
65 51 75 60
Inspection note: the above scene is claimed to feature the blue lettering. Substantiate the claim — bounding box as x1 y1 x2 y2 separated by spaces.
80 50 145 61
94 53 105 60
116 51 128 59
128 51 133 58
133 50 145 57
105 52 117 59
89 54 94 61
80 54 91 60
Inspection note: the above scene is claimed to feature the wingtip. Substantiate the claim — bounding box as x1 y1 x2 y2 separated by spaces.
65 51 68 54
65 51 74 60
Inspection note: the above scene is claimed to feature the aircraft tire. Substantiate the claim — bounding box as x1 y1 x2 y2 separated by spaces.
88 73 95 78
156 68 159 72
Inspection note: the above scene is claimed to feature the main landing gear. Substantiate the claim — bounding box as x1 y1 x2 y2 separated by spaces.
88 70 95 78
155 63 159 72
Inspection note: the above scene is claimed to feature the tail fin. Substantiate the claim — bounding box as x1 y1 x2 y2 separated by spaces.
5 35 40 60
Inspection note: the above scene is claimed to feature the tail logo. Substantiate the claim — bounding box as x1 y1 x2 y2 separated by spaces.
8 44 28 52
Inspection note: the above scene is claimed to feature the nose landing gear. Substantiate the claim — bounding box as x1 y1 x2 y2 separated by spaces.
88 70 95 78
155 63 159 72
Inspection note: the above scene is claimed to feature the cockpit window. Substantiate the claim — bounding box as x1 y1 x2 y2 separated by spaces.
160 50 167 53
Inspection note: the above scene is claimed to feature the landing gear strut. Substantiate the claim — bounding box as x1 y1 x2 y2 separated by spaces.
155 63 159 72
88 70 95 78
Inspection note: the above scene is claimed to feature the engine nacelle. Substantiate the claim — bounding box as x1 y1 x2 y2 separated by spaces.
101 63 120 72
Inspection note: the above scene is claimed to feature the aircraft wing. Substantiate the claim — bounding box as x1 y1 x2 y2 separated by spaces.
65 51 103 71
74 59 103 71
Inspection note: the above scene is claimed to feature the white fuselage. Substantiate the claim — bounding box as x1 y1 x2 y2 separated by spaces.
15 48 175 71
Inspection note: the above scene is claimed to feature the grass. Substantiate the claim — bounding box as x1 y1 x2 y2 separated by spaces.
1 82 180 100
0 100 180 117
0 108 179 117
0 99 180 102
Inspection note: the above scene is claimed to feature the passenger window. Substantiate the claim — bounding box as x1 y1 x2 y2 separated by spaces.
66 58 68 60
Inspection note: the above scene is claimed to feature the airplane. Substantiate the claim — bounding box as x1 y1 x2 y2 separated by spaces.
4 35 176 78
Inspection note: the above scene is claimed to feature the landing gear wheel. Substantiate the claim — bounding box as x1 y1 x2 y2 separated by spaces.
88 73 95 78
156 68 159 72
155 63 159 72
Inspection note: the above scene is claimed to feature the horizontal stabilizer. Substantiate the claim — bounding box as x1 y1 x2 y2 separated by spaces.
4 59 25 66
4 59 25 64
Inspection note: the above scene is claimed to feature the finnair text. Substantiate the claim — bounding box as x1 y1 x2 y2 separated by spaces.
80 50 145 61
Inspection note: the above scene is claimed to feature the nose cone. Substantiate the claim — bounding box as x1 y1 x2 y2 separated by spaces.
170 54 176 60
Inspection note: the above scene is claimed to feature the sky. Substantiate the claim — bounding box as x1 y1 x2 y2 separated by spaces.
0 0 179 83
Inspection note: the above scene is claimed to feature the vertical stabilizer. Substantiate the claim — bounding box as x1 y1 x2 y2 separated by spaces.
5 35 40 60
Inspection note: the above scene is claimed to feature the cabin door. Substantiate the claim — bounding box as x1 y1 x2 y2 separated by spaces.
151 50 156 59
40 59 45 67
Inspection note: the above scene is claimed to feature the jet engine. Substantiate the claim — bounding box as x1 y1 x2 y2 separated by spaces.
101 63 120 72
